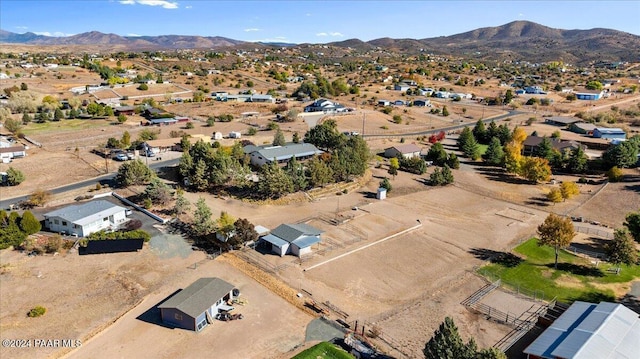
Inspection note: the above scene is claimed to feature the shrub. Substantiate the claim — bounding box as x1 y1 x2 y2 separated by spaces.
185 122 194 129
28 306 46 317
137 83 149 91
607 166 624 182
392 115 402 124
247 127 257 136
43 235 64 253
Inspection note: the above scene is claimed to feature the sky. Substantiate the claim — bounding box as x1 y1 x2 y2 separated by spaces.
1 0 639 44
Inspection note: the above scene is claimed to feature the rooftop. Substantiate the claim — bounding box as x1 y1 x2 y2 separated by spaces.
388 143 422 154
43 200 126 226
270 223 323 243
158 278 234 318
245 143 323 161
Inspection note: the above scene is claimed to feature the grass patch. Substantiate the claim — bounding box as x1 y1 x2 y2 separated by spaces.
477 144 488 155
291 342 352 359
478 238 640 303
21 119 113 135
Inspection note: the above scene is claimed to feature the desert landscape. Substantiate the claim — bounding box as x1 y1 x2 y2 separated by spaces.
1 7 640 359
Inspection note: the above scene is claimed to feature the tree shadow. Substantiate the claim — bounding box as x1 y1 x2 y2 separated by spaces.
570 237 608 255
568 291 615 303
624 184 640 193
619 293 640 315
545 262 604 277
136 289 182 329
525 196 551 207
477 167 534 185
468 248 524 267
357 190 377 199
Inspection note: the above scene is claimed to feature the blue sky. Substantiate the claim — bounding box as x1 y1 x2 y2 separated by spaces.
1 1 639 43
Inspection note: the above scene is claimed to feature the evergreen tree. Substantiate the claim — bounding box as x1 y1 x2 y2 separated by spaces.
441 165 454 184
605 228 638 271
190 159 209 191
603 141 639 168
285 156 308 191
430 167 444 186
173 190 190 215
292 132 300 144
121 131 131 149
192 198 215 237
497 124 511 145
424 317 478 359
54 108 64 121
19 211 41 235
483 137 505 166
472 120 488 144
379 177 392 192
487 121 499 140
307 156 333 188
624 211 640 244
426 142 448 166
257 161 294 199
272 129 286 146
115 160 155 187
567 146 588 173
446 153 460 169
535 137 555 161
6 167 25 186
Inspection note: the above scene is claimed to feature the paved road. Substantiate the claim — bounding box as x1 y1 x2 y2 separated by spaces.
1 158 180 210
362 109 522 138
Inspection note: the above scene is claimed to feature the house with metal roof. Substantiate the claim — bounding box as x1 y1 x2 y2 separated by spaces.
593 128 626 141
261 223 323 257
523 301 640 359
158 278 236 332
544 117 582 127
43 200 128 237
244 143 323 167
569 123 597 136
303 98 345 113
522 136 585 156
384 144 422 159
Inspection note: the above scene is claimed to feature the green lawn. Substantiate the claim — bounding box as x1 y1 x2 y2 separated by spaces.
291 342 352 359
21 119 113 135
478 239 640 303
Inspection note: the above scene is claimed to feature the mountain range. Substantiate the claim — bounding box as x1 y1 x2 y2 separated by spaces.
2 21 639 64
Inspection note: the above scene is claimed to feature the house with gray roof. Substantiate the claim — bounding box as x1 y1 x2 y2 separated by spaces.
158 278 236 332
303 98 345 113
261 223 323 257
523 301 640 359
244 143 323 167
43 200 128 237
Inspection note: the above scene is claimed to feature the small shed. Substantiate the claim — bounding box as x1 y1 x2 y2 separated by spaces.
229 131 242 139
261 223 323 257
384 144 422 159
569 122 596 135
377 188 387 200
213 132 223 140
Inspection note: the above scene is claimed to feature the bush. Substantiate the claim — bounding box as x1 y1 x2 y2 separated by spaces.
28 306 46 318
137 83 149 91
392 115 402 124
246 127 257 136
43 235 64 253
185 122 194 129
607 166 624 182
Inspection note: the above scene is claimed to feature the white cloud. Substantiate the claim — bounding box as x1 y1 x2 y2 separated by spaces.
306 13 311 17
15 26 28 30
249 36 293 43
119 0 179 9
33 31 75 37
518 13 524 17
127 33 142 37
185 5 192 9
244 28 261 32
316 32 344 37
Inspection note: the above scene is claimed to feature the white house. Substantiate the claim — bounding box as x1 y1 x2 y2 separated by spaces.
261 223 323 257
304 98 345 113
43 200 129 237
384 144 422 159
244 143 323 167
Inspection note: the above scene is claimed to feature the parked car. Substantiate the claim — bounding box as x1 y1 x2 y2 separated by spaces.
126 152 135 160
114 153 128 161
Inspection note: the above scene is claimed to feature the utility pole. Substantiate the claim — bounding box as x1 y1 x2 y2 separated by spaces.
362 110 366 135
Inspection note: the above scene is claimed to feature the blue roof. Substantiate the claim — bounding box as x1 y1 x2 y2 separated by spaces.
261 234 289 248
292 236 321 248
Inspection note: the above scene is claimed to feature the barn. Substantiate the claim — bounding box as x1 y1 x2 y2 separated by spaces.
158 278 236 332
593 127 626 140
261 223 323 257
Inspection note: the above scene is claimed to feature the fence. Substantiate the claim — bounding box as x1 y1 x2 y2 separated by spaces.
574 225 614 239
477 269 550 302
565 245 607 260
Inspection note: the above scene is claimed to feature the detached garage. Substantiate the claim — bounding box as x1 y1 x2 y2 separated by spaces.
158 278 236 332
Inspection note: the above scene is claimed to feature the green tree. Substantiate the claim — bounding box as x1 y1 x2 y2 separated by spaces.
423 317 478 359
190 159 209 191
121 131 131 149
192 198 215 237
21 111 32 124
567 146 588 173
0 212 27 249
206 116 216 127
115 160 155 187
173 189 190 216
603 141 638 168
446 153 460 169
229 218 258 249
6 167 25 186
388 157 399 178
441 164 454 184
483 137 505 166
426 143 448 166
537 213 575 269
624 212 640 244
605 228 638 272
117 113 127 123
272 129 286 146
143 178 173 205
54 107 64 121
292 132 300 144
606 166 624 182
379 177 392 192
442 105 450 117
504 89 514 103
535 137 555 161
307 156 333 188
487 121 499 141
303 119 343 151
472 120 488 144
285 156 308 192
257 161 294 199
19 211 41 235
585 80 604 90
559 182 579 200
3 118 23 134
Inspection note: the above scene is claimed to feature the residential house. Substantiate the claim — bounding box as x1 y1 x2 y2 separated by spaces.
593 127 626 140
575 90 604 101
522 136 585 156
568 123 597 136
524 86 546 94
0 145 27 160
523 301 640 359
400 79 417 86
143 138 179 153
43 200 128 237
393 100 405 106
158 278 236 332
149 118 178 126
114 106 136 116
244 143 323 167
378 100 391 107
303 98 345 113
544 117 582 127
384 144 422 159
419 88 435 96
261 223 323 257
435 91 450 99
